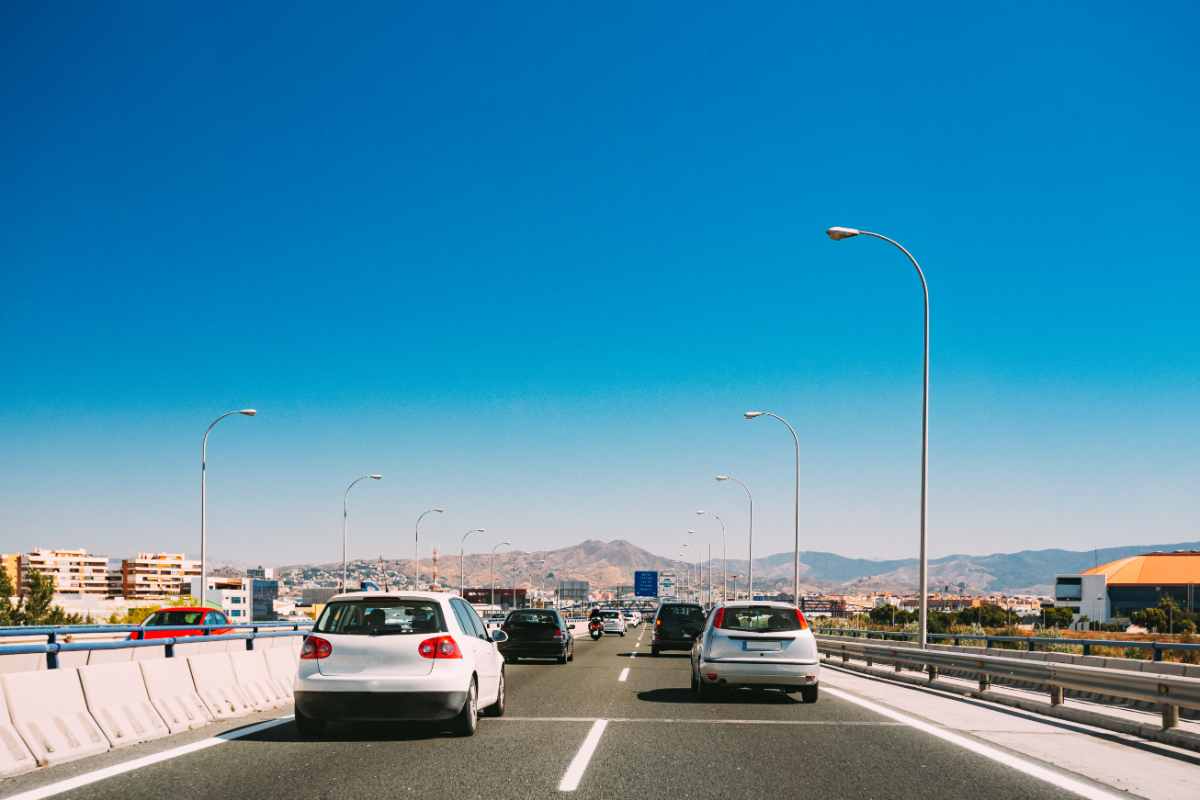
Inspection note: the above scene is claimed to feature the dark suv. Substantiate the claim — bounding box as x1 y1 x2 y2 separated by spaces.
651 602 706 655
498 608 575 664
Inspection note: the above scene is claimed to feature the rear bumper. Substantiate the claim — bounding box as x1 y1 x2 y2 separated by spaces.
499 641 567 659
295 690 466 722
653 637 696 651
697 658 820 688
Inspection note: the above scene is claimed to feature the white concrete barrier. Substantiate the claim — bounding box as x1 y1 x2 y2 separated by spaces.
1 669 109 766
263 647 297 702
230 651 287 710
0 653 45 675
187 653 254 719
139 658 213 734
86 647 133 665
78 662 170 748
0 681 37 777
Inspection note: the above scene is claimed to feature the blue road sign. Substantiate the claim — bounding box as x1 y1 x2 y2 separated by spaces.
634 570 658 597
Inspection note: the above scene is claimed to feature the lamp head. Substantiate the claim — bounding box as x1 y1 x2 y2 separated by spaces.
695 510 705 516
433 508 445 513
239 409 257 416
826 226 861 241
369 474 382 480
715 475 729 481
744 411 765 419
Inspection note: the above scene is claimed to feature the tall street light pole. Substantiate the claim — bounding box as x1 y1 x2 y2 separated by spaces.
460 529 486 595
679 545 689 601
491 539 512 608
200 409 256 606
413 508 445 589
716 475 753 598
343 474 382 591
686 532 699 603
696 510 727 603
744 410 801 606
827 226 931 648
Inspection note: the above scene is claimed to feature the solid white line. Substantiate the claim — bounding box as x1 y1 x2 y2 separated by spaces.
2 716 293 800
822 687 1125 800
557 719 608 792
618 667 630 682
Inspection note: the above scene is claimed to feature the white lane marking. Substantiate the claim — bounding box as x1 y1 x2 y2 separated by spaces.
557 719 608 792
618 667 630 682
822 687 1125 800
2 716 292 800
496 716 902 726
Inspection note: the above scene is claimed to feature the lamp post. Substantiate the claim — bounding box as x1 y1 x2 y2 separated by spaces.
491 540 512 608
459 529 486 595
413 508 444 589
679 546 689 601
199 409 256 605
531 559 546 608
716 475 753 598
696 510 727 604
342 474 382 591
827 226 931 648
744 410 801 606
686 532 700 603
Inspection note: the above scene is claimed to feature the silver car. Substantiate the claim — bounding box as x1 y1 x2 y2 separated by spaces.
690 601 820 702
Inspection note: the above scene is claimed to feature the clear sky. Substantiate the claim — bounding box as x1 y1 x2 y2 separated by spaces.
1 3 1197 568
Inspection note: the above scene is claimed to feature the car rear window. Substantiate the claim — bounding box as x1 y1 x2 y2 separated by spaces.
145 610 204 626
507 610 559 627
659 605 705 625
315 599 446 636
601 610 620 619
719 606 802 632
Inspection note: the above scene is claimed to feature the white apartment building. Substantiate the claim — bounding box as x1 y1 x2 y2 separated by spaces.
19 548 113 596
122 552 200 599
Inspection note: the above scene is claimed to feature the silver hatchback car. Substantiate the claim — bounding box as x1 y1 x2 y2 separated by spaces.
690 601 820 702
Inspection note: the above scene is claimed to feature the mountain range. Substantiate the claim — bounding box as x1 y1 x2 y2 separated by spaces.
280 538 1200 595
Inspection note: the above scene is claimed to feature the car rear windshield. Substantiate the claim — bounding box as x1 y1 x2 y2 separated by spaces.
719 606 801 632
660 605 705 625
315 599 446 636
507 610 559 627
601 610 620 619
144 610 205 626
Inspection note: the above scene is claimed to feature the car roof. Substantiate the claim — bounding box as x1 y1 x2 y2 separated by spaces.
328 590 450 602
720 600 797 609
151 606 211 613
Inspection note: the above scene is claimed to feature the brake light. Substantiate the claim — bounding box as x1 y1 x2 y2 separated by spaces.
300 636 333 660
655 617 662 627
418 635 463 659
553 627 565 640
794 609 809 630
713 609 725 628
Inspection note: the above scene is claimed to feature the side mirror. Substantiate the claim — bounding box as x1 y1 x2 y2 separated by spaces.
490 630 509 643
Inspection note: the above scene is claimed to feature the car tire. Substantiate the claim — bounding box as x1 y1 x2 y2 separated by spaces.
294 708 325 738
800 685 819 704
567 644 574 662
651 646 660 657
690 669 700 694
620 631 625 637
482 670 506 717
453 678 479 736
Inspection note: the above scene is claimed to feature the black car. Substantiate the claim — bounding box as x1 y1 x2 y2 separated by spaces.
651 602 706 655
498 608 575 664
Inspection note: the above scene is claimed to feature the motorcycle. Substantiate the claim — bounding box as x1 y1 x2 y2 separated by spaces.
588 619 604 640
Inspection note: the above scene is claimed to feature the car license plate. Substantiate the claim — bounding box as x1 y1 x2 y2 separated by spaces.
744 641 781 652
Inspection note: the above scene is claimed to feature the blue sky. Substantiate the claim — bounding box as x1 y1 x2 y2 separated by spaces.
1 2 1197 567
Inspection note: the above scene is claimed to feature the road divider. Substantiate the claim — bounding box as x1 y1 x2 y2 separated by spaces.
230 651 289 711
1 669 108 767
187 654 254 719
78 662 170 748
139 657 215 734
0 680 36 777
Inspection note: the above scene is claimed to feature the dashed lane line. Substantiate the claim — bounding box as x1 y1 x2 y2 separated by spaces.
618 667 630 682
558 719 608 792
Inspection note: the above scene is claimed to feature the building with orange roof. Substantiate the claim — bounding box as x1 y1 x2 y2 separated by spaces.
1053 551 1200 623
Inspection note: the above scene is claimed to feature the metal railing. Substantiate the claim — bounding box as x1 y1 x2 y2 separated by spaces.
814 626 1200 661
0 621 313 669
816 636 1200 730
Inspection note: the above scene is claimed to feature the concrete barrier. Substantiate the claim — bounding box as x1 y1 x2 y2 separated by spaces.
187 653 254 719
230 651 287 710
78 661 170 748
1 669 109 766
0 654 45 675
139 658 213 734
0 681 37 777
86 647 133 665
263 647 296 702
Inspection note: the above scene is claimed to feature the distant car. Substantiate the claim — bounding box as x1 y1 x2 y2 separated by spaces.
599 609 626 636
651 602 705 655
484 613 508 631
622 609 641 627
498 608 574 664
128 607 232 640
294 591 507 737
690 602 819 702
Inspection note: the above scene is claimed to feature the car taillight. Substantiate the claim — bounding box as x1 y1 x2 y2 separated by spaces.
553 627 565 640
655 617 662 627
300 636 333 660
713 609 725 628
418 635 463 659
794 609 809 630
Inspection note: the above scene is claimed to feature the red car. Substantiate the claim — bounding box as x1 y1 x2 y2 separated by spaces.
128 607 233 640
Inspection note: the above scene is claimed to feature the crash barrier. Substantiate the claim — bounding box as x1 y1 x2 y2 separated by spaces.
816 636 1200 732
0 622 311 775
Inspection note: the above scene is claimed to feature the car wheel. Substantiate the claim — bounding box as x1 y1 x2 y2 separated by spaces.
620 631 625 637
483 669 506 717
690 668 700 694
651 646 660 657
453 678 479 736
567 644 574 662
799 685 818 703
294 708 326 738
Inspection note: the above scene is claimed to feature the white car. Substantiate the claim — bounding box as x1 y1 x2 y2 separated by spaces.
622 609 641 627
599 609 627 636
690 601 819 702
294 591 509 736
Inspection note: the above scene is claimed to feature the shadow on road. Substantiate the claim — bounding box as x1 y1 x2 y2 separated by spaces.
636 687 800 705
240 720 464 743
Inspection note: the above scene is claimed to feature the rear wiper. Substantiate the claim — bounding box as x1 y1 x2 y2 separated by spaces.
367 628 419 636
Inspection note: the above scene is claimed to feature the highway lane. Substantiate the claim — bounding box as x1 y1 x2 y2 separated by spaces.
0 628 1137 800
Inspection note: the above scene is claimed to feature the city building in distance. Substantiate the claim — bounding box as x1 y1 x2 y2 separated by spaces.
1054 551 1200 623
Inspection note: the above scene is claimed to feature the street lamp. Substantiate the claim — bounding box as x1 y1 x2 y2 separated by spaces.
716 475 753 599
413 508 445 589
200 409 256 605
686 531 701 603
827 226 931 648
679 544 690 601
696 510 727 604
460 529 486 595
744 410 801 606
491 539 512 608
342 474 383 591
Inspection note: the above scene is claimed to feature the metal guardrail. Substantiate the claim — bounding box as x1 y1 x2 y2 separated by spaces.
814 626 1200 660
816 635 1200 730
0 621 313 669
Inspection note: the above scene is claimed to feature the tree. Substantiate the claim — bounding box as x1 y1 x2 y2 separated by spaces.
1041 607 1073 628
0 564 16 626
2 569 84 627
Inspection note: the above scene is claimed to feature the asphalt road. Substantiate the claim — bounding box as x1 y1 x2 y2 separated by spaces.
1 629 1120 800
